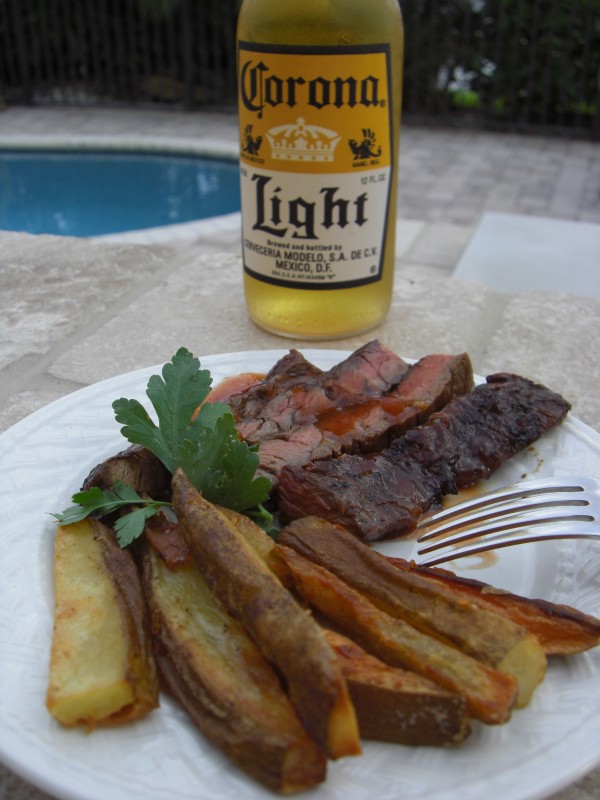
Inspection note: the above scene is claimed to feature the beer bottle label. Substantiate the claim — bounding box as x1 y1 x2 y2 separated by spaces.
238 42 394 290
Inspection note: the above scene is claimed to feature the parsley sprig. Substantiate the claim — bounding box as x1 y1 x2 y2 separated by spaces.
52 347 272 547
51 481 172 547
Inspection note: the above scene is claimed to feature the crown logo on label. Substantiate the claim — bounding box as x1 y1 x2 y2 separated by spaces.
267 117 341 162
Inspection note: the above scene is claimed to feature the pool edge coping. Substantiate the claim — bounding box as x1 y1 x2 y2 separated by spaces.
0 134 239 160
0 134 242 245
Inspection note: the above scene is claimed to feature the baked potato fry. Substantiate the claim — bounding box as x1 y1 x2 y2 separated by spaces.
142 544 326 793
276 544 518 725
324 630 471 746
279 517 546 707
218 505 278 565
171 470 361 760
46 520 158 728
388 556 600 656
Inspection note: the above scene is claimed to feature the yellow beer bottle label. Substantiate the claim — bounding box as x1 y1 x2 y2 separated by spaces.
238 42 394 290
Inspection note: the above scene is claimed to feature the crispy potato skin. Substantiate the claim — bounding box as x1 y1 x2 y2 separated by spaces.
142 545 327 794
276 544 518 725
388 556 600 656
279 516 546 706
218 506 278 566
324 630 471 746
280 517 528 661
171 470 361 760
46 520 158 728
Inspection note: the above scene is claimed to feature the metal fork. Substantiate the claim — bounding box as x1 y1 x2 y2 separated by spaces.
416 476 600 566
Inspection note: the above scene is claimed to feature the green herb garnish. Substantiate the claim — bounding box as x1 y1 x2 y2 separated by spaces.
50 482 172 547
52 347 272 547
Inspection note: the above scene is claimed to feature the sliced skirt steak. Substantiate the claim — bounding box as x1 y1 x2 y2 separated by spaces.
315 352 474 453
277 373 571 541
255 352 474 486
227 348 323 421
238 339 409 444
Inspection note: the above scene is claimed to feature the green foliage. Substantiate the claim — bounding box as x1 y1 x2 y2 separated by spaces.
481 0 599 124
136 0 181 19
401 0 599 129
49 482 172 547
113 348 217 475
112 347 272 513
0 0 238 106
53 347 272 547
0 0 597 131
452 89 482 110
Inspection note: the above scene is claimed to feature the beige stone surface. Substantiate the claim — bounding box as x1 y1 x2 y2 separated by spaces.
0 231 174 370
480 292 600 430
401 221 474 270
44 256 497 387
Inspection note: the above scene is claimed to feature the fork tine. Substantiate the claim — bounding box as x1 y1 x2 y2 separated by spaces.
414 476 600 567
417 492 591 542
417 524 600 567
418 512 596 555
416 476 590 539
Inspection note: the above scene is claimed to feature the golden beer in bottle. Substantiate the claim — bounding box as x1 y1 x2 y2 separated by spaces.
237 0 404 338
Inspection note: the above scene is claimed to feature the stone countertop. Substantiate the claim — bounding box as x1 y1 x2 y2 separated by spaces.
1 230 599 800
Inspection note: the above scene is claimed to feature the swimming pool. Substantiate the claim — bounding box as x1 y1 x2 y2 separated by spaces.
0 149 241 237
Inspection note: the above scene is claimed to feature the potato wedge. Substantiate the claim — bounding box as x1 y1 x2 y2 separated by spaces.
142 544 326 793
388 556 600 656
279 517 546 707
216 509 469 737
324 630 471 746
171 470 361 760
218 505 277 565
46 520 158 727
143 505 277 570
276 544 518 725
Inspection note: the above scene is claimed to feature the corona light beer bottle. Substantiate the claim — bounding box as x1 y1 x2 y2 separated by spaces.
237 0 404 338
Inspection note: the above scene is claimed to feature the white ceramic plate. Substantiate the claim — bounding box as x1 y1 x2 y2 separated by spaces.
1 349 600 800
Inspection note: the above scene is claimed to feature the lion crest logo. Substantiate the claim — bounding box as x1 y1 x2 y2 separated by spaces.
241 124 263 157
348 128 382 160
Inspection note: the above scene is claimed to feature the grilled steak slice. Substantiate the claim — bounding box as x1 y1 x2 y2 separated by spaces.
257 426 342 485
82 444 171 498
395 372 571 489
256 353 473 486
316 353 474 453
227 349 323 421
277 373 571 541
278 449 442 539
238 340 409 444
318 339 409 404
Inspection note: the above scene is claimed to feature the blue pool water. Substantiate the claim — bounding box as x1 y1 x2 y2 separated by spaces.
0 150 241 237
